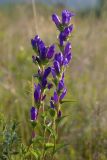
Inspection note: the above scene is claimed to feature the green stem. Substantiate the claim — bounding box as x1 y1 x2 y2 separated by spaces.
52 118 56 160
32 76 34 106
41 101 46 160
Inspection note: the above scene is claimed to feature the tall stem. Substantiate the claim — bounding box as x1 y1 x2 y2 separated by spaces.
32 76 34 106
52 117 56 160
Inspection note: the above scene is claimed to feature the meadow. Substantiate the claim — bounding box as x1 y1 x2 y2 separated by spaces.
0 2 107 160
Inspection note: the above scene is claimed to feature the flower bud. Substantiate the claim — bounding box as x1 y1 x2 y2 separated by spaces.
34 84 41 102
30 106 38 121
52 14 61 27
54 61 60 74
47 44 55 59
62 10 75 25
60 88 67 101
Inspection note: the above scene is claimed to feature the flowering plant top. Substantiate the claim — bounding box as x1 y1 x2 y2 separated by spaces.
30 9 75 159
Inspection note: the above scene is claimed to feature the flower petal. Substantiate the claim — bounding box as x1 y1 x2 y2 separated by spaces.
47 44 55 59
30 106 38 121
52 14 61 27
60 88 67 101
34 84 41 102
54 60 60 74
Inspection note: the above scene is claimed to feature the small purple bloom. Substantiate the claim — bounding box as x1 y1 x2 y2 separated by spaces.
58 79 64 91
51 67 56 78
54 61 60 74
54 53 64 66
51 91 58 103
31 35 40 49
63 25 73 37
66 53 72 63
59 32 66 46
50 101 55 109
31 39 36 49
30 106 38 121
40 47 47 60
47 44 55 59
43 67 51 79
58 110 62 118
62 10 75 24
63 58 68 66
59 25 73 46
60 88 67 101
64 42 72 56
47 83 53 89
34 84 41 102
52 14 61 27
42 78 47 88
34 35 40 41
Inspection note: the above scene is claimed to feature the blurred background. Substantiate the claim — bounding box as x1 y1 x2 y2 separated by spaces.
0 0 107 159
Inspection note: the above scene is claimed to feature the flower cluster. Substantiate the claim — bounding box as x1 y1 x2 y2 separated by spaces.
52 10 75 46
51 10 74 117
31 35 55 65
29 9 75 159
30 36 55 121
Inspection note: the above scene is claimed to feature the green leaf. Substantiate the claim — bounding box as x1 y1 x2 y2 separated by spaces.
31 150 38 159
33 135 44 144
45 143 54 150
61 99 77 104
55 115 71 125
54 143 70 154
49 109 56 118
41 59 49 65
47 127 57 139
31 121 37 128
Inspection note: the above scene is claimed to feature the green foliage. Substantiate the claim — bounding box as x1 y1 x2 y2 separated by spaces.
0 118 20 159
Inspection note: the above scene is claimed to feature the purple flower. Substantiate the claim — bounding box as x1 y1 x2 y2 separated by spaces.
51 91 58 103
38 41 47 59
60 88 67 101
30 106 38 121
66 53 72 63
51 67 56 78
47 83 53 89
41 78 47 88
59 32 66 46
62 10 75 24
50 101 55 109
64 42 72 56
31 35 40 49
52 14 61 27
43 67 51 79
58 79 64 91
47 44 55 59
58 110 62 118
59 25 73 46
54 53 64 66
63 53 72 66
63 25 73 37
34 84 41 102
54 61 60 74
